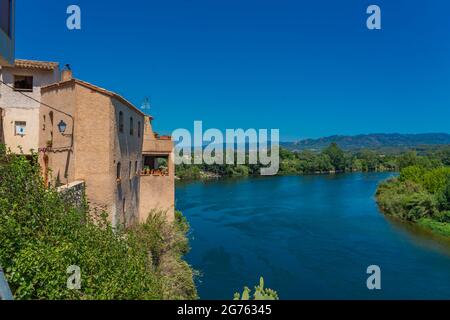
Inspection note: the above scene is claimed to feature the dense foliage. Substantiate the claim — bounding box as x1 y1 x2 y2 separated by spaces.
376 161 450 237
176 144 450 180
0 146 197 300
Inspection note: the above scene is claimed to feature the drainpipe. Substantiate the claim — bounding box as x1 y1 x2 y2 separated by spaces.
0 266 13 300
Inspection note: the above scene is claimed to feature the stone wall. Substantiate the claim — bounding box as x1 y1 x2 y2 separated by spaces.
57 180 85 210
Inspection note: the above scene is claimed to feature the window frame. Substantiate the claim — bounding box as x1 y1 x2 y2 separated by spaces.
14 121 26 136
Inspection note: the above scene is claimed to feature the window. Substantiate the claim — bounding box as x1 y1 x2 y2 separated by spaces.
130 117 134 136
129 161 132 179
138 121 141 138
15 121 26 136
135 161 138 175
0 0 12 37
116 162 121 181
119 111 124 133
14 76 33 92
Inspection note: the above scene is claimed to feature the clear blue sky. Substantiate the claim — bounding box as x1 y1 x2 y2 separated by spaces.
15 0 450 140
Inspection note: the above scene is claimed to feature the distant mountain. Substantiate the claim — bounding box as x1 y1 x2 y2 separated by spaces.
282 133 450 151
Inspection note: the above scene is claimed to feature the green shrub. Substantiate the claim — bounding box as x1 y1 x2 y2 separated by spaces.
402 192 438 221
0 146 197 300
436 178 450 212
423 167 450 194
234 277 279 300
399 166 426 184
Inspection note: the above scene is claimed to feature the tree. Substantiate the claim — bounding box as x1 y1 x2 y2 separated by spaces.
323 143 346 172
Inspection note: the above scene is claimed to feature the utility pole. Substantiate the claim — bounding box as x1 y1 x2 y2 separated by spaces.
0 265 13 300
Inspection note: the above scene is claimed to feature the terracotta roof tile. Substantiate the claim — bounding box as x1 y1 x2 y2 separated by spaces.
14 59 59 70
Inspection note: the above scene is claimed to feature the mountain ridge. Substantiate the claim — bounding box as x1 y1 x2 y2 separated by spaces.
283 133 450 151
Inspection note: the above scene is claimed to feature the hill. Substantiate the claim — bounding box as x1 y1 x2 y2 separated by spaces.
283 133 450 151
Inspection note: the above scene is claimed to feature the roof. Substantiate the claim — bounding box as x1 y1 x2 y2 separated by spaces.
41 79 147 117
14 59 59 71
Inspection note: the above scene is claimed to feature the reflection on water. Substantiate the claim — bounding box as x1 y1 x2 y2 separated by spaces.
385 216 450 257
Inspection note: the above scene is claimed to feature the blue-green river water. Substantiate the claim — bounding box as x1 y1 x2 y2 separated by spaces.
176 173 450 299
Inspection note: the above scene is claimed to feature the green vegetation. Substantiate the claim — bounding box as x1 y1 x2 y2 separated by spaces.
177 144 450 180
234 277 279 300
0 145 197 300
376 159 450 237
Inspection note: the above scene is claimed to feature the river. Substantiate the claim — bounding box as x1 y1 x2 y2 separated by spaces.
176 173 450 299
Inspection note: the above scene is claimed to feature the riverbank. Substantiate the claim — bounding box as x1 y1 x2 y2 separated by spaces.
176 144 450 182
376 166 450 238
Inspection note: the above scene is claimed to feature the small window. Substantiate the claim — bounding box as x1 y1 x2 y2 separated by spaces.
138 121 141 138
117 162 121 181
14 76 33 92
135 161 138 174
129 161 132 179
119 111 124 133
15 121 26 136
130 117 134 136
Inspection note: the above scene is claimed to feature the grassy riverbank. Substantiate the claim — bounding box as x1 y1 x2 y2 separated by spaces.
0 146 197 300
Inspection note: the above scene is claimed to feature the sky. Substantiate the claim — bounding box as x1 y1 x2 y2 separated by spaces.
14 0 450 141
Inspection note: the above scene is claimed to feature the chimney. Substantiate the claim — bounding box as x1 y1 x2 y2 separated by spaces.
61 64 73 81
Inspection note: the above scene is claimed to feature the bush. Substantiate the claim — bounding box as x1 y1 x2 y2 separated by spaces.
0 146 197 300
399 166 425 184
423 167 450 194
436 178 450 212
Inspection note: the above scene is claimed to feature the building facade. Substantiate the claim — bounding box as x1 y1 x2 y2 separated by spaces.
140 116 175 222
0 59 59 154
38 70 175 226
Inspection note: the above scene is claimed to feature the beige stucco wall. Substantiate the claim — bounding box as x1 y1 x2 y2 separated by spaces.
139 116 175 222
1 107 39 153
139 174 175 223
0 65 59 154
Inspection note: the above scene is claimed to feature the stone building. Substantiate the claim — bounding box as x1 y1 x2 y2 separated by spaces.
38 69 174 226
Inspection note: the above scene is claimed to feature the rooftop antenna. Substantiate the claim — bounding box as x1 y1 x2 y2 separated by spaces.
141 97 151 111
